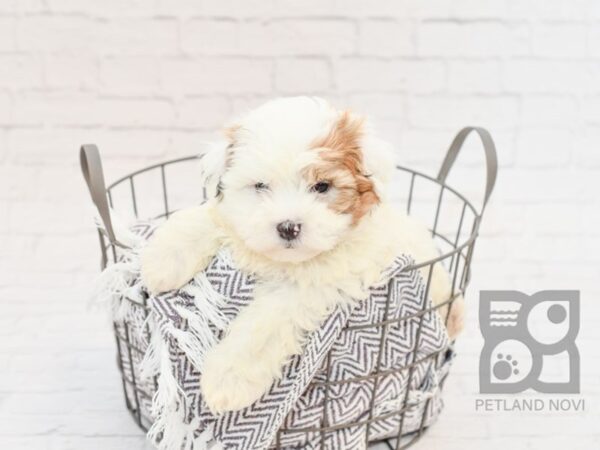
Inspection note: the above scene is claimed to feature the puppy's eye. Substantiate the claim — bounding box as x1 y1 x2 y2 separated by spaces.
312 181 330 194
254 182 269 192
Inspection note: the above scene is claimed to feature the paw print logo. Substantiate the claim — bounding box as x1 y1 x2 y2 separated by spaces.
479 291 579 394
493 354 519 380
485 339 531 386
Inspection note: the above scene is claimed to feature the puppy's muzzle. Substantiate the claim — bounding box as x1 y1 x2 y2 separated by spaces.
276 221 302 241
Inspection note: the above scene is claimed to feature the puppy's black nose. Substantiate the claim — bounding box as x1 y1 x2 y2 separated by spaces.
277 221 302 241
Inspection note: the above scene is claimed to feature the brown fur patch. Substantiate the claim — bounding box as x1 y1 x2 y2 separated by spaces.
306 111 379 224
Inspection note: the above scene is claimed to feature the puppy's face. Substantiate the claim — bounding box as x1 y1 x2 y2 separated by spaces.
204 97 394 263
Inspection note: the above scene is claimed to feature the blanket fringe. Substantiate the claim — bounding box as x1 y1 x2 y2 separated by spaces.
142 273 227 449
91 213 228 450
146 334 217 450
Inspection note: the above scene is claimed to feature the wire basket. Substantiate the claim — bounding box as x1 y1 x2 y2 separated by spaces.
81 127 497 449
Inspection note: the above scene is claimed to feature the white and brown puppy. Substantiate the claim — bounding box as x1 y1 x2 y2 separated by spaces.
141 97 463 414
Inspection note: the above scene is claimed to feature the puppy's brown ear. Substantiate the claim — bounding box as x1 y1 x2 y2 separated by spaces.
359 124 396 200
315 110 364 152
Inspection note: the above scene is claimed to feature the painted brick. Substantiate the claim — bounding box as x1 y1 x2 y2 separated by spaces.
521 96 578 127
97 19 179 55
0 18 17 51
337 59 446 94
0 92 13 125
503 61 591 93
506 0 588 21
16 16 97 52
175 97 232 129
533 24 586 58
13 93 101 127
181 19 239 55
160 58 273 95
417 22 529 57
358 20 414 57
45 55 98 90
0 55 43 89
447 61 502 94
274 58 331 93
407 96 519 130
99 56 159 95
96 98 176 127
515 129 572 167
238 20 356 56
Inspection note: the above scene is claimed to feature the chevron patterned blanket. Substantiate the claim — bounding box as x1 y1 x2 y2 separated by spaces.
104 222 452 450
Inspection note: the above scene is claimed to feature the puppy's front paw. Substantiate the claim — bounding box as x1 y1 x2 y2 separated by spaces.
140 245 193 294
201 347 270 414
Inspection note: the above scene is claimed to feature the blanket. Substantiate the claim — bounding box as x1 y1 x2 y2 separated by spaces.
101 221 452 450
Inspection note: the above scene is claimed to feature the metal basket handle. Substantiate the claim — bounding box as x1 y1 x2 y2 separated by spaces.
437 126 498 214
80 144 118 245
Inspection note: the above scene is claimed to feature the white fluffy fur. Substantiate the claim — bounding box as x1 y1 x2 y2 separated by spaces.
141 97 463 414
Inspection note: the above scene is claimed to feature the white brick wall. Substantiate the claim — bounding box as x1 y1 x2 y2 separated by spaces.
1 1 599 449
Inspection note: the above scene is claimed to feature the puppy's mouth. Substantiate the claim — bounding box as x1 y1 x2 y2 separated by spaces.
278 237 305 253
282 240 298 249
263 236 325 263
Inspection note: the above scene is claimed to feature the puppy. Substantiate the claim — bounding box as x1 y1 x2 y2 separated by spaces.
141 97 463 414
